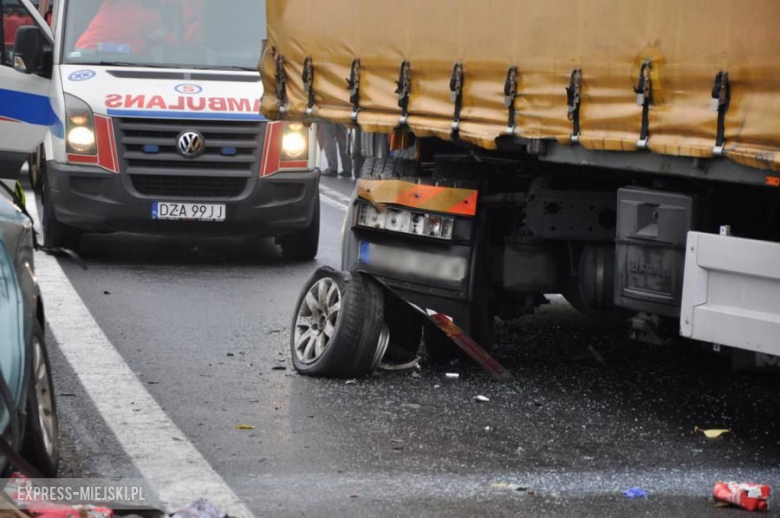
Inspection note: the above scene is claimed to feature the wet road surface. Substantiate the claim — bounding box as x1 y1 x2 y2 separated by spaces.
46 177 780 517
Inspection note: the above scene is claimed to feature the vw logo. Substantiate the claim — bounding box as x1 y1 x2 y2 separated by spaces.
175 84 203 95
177 131 205 159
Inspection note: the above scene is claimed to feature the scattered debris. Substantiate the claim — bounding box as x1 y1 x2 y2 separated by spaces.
147 381 160 385
445 373 460 380
474 395 490 403
172 499 227 518
236 424 256 430
379 357 421 372
226 353 235 357
624 487 648 499
484 426 493 432
433 384 441 389
103 291 111 295
695 427 731 439
345 379 358 386
272 366 287 371
713 482 770 512
390 438 404 444
411 372 421 379
401 403 422 410
490 481 528 492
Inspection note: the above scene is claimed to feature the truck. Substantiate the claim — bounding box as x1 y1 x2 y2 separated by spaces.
22 0 319 259
263 0 780 376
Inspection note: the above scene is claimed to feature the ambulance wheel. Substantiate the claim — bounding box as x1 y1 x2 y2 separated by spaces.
21 324 60 477
42 176 82 252
291 267 387 378
278 197 320 261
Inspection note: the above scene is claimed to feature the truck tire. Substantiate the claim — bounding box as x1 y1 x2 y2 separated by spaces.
278 197 320 261
291 267 387 378
359 157 423 180
21 324 59 477
42 176 82 252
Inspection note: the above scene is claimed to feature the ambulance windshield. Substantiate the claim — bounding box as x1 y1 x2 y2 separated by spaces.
62 0 267 71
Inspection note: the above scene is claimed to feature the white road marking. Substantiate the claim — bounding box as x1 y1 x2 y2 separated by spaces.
26 193 254 517
319 184 350 211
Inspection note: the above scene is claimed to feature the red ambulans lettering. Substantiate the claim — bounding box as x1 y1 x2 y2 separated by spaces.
104 94 261 114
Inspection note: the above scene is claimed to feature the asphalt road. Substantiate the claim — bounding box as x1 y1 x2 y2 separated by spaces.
44 175 780 517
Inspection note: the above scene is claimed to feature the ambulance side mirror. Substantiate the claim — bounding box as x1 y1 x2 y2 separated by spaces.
13 26 52 78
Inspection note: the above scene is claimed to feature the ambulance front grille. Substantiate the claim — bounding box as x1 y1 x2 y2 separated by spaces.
114 117 266 199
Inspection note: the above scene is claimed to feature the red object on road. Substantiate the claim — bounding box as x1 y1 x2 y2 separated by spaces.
713 482 771 512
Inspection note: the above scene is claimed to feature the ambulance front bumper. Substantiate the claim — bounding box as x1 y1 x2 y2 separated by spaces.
47 161 319 236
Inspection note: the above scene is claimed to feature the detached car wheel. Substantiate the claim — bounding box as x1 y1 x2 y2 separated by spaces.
278 197 320 261
291 267 387 378
22 323 59 477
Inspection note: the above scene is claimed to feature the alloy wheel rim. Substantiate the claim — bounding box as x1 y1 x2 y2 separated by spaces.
295 278 341 364
33 337 55 457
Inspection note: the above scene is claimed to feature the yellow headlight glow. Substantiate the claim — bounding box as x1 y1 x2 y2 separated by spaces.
282 131 308 159
67 126 96 153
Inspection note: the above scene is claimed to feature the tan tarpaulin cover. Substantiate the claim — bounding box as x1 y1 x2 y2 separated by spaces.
262 0 780 172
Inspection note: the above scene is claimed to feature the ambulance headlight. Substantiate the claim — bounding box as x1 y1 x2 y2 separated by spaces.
65 94 97 155
67 127 96 153
281 123 308 160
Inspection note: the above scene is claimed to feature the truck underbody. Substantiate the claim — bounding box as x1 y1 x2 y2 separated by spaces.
342 134 780 358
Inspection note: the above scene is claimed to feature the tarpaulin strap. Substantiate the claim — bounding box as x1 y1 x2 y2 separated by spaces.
274 53 288 113
395 60 411 126
504 66 518 134
302 56 315 116
567 68 582 141
711 71 730 156
357 179 478 216
450 63 464 134
634 60 652 149
347 58 361 122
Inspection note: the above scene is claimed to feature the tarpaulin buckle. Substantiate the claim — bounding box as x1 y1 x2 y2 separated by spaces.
274 53 288 114
566 68 582 143
450 63 464 134
634 60 652 149
711 71 730 156
302 56 315 116
504 65 518 135
395 60 412 126
347 59 361 122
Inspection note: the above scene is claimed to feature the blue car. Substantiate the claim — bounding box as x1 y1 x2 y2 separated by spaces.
0 194 58 477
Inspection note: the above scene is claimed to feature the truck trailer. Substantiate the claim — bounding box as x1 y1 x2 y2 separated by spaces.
263 0 780 375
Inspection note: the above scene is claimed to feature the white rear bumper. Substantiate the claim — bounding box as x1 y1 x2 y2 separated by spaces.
681 231 780 355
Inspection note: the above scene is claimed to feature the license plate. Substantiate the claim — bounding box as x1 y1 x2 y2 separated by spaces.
359 242 467 282
152 202 226 222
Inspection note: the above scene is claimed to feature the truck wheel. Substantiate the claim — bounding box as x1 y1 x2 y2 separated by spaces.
21 324 59 477
42 177 82 252
278 197 320 261
359 157 423 180
291 267 387 378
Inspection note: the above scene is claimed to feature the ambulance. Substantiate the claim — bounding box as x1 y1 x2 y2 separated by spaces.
23 0 320 259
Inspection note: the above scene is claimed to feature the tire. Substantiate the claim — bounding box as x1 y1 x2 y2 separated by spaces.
21 323 59 477
291 267 387 378
278 197 320 261
359 157 423 180
42 176 82 252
